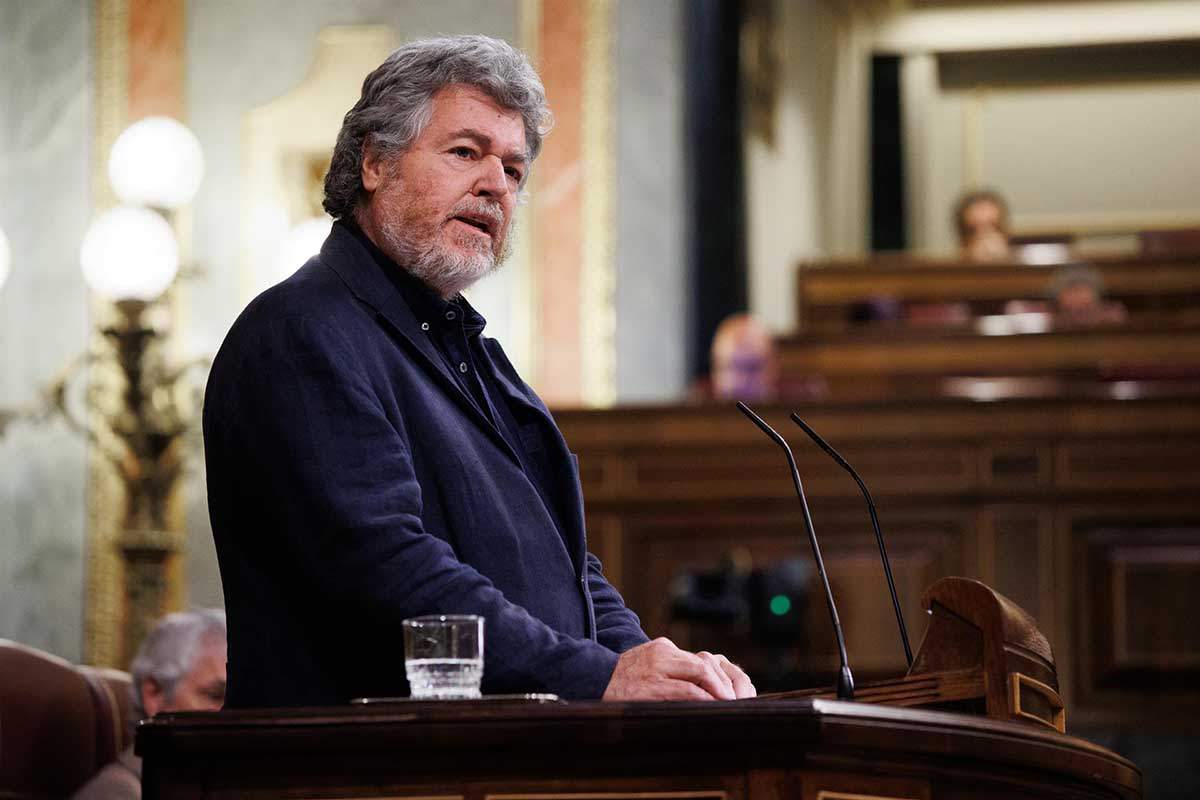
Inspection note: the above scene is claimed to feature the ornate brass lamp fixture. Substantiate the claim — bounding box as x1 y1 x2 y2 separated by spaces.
1 116 208 665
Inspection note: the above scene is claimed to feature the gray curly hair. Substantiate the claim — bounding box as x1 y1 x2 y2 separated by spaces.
129 608 226 719
322 34 552 220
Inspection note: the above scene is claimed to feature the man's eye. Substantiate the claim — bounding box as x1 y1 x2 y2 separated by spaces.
451 147 475 159
505 167 523 182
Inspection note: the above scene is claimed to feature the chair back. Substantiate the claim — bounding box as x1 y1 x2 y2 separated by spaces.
0 640 134 798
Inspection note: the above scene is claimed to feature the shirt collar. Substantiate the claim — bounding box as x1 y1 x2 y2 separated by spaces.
338 218 488 338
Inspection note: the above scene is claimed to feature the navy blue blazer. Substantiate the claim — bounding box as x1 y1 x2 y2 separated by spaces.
203 223 648 707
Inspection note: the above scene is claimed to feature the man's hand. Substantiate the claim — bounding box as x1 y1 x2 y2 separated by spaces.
601 638 756 701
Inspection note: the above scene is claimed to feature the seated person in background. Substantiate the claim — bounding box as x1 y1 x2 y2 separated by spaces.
955 189 1013 263
694 314 827 402
1049 264 1127 327
71 610 226 800
710 313 779 401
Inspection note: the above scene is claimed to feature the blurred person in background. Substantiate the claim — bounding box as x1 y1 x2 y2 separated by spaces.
710 314 780 401
1049 264 1127 327
955 189 1013 263
694 314 827 402
71 609 226 800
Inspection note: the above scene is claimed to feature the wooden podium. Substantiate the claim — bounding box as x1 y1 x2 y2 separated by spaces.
137 579 1140 799
765 578 1068 734
138 698 1138 800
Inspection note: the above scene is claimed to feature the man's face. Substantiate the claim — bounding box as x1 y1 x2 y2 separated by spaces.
141 637 227 717
360 84 528 298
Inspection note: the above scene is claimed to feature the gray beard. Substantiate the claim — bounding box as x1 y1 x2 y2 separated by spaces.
379 212 514 299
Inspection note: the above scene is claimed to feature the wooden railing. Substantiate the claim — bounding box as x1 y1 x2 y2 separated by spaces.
795 253 1200 334
776 322 1200 400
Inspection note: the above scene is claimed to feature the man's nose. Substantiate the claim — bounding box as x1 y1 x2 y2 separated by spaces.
472 155 510 198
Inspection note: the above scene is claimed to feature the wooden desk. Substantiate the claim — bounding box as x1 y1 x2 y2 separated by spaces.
795 254 1200 334
138 700 1140 800
774 323 1200 400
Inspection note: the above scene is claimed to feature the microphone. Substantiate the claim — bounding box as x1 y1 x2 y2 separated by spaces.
736 402 854 700
789 413 914 669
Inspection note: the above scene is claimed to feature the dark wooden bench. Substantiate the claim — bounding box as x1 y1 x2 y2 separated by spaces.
795 253 1200 334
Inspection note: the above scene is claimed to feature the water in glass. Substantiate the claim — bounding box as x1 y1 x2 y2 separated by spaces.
406 657 483 699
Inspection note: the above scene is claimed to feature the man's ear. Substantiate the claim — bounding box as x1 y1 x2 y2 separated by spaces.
141 677 167 718
361 140 386 193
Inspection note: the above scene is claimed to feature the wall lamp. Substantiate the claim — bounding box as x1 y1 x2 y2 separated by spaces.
1 116 209 665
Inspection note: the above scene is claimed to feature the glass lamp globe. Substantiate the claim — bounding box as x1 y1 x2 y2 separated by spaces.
0 226 10 294
277 216 333 283
108 116 205 209
80 206 180 301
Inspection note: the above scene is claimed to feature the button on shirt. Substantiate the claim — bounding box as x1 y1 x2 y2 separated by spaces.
418 298 491 419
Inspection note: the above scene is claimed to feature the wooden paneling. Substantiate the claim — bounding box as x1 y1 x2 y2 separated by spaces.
580 443 976 503
620 506 962 680
988 508 1054 642
778 325 1200 381
1058 440 1200 491
803 771 930 800
557 396 1200 726
983 444 1051 489
1071 522 1200 726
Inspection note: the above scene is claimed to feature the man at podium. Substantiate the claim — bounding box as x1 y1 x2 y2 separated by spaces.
203 35 754 708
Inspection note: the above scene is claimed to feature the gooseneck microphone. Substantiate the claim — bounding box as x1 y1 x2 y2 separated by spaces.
736 402 854 700
789 413 914 669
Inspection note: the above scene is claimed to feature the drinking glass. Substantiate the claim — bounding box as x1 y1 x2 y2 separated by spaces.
402 614 484 699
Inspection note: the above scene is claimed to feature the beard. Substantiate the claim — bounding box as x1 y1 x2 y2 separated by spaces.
371 175 514 299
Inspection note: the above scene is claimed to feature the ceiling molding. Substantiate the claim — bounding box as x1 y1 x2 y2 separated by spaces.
873 1 1200 54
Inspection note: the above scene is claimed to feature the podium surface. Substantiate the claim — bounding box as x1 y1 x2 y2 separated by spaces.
138 699 1139 800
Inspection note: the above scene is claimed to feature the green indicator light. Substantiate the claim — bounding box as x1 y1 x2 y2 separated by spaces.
769 594 791 616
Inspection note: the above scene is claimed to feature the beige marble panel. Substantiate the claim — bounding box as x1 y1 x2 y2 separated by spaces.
0 0 92 661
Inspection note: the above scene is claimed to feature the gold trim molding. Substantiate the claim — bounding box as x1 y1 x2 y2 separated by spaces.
580 0 617 408
85 0 131 668
513 0 543 385
1014 209 1200 237
488 793 726 800
304 796 462 800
